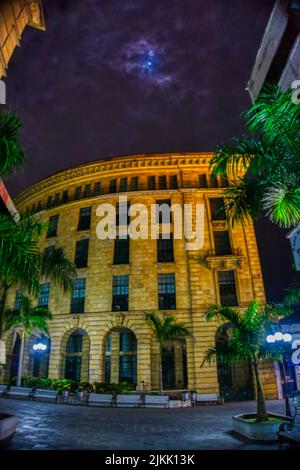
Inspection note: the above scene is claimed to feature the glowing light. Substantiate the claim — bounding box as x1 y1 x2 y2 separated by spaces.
283 333 292 342
266 335 275 343
33 343 47 351
274 332 283 341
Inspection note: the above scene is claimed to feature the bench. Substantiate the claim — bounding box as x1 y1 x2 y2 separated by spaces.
0 384 7 396
278 423 300 449
33 389 59 403
6 386 33 399
144 395 169 408
116 394 142 407
88 393 114 407
195 393 223 405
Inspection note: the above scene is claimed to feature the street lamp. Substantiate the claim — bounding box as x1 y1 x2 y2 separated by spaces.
266 332 293 417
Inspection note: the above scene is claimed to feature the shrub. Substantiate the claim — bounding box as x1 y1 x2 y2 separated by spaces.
93 381 134 395
78 382 93 392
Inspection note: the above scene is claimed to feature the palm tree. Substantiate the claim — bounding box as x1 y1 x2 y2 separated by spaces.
145 312 191 392
4 295 52 386
202 300 293 422
210 84 300 229
0 110 25 180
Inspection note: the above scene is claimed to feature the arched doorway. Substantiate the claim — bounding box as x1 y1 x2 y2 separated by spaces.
162 339 188 390
104 328 137 386
216 324 254 401
32 336 51 378
64 329 90 383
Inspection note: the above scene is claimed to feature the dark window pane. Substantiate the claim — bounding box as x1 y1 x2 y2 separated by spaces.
120 331 137 352
14 289 22 311
199 174 208 188
210 174 218 188
169 175 178 189
83 184 91 198
47 214 59 238
105 356 111 384
158 175 167 189
75 186 82 200
158 273 176 310
156 199 171 224
157 235 174 262
148 175 155 190
78 206 91 230
94 182 101 195
65 356 81 382
130 177 138 191
220 176 229 188
71 278 86 313
62 190 69 203
116 202 130 226
46 195 53 208
112 275 129 311
210 198 226 221
218 271 238 306
114 237 129 264
213 231 232 255
109 179 117 193
53 193 60 206
66 333 83 353
38 282 50 307
119 355 137 385
119 178 127 192
75 238 89 268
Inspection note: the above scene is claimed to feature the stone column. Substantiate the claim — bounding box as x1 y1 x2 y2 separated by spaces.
137 336 151 390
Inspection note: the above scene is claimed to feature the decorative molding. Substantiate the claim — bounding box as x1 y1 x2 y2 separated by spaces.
205 254 244 270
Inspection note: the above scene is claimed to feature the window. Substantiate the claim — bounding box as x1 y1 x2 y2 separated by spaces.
78 206 91 230
83 184 91 198
46 195 53 208
156 199 171 224
119 355 137 384
157 235 174 262
38 283 50 307
158 175 167 190
148 175 156 190
75 238 89 268
169 175 178 189
210 198 226 221
75 186 82 200
109 179 117 193
116 201 130 226
36 201 42 211
94 182 101 195
53 192 60 206
62 190 68 203
158 273 176 310
112 275 129 311
44 245 55 258
220 176 229 188
114 237 129 264
210 174 218 188
213 231 232 255
120 331 137 352
70 278 86 313
47 214 59 238
119 178 127 192
199 174 208 188
218 271 238 306
130 176 138 191
14 290 22 311
66 332 83 353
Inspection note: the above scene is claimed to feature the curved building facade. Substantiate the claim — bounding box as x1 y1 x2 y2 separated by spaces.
4 152 278 399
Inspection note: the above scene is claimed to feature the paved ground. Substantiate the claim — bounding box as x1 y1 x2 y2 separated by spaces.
0 397 289 450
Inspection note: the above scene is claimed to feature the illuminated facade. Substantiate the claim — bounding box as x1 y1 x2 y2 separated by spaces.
4 153 279 399
0 0 45 78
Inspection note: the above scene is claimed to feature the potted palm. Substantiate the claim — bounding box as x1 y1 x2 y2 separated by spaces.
202 300 294 441
145 312 191 392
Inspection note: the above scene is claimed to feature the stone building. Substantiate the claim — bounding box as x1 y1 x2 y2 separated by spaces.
4 152 279 399
0 0 45 79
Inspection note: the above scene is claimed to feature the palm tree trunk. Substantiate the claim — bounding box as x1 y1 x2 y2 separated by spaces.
16 331 25 387
253 359 268 422
159 347 163 393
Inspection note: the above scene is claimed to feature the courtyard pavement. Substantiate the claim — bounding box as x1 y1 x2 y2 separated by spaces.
0 397 290 450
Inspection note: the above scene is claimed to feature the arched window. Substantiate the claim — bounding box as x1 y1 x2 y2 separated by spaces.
104 328 137 386
64 329 90 383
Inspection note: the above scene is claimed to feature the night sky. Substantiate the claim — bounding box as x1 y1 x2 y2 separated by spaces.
3 0 298 303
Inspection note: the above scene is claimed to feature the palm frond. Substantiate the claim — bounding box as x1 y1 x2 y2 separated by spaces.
262 184 300 228
0 110 26 179
223 178 265 226
41 247 77 294
283 281 300 307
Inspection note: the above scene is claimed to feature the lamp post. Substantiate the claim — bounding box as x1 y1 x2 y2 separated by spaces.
266 332 293 417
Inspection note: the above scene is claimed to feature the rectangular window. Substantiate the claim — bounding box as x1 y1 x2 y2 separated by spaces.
148 175 156 190
210 198 226 221
119 355 137 384
14 290 22 311
62 190 69 203
218 271 238 306
75 186 82 200
53 192 60 206
158 175 167 190
158 273 176 310
213 231 232 256
38 283 50 307
70 278 86 314
94 182 101 195
46 195 53 208
130 176 138 191
109 179 117 193
112 275 129 311
47 214 59 238
220 176 229 188
210 174 218 188
78 206 91 230
157 235 174 262
156 199 171 224
169 175 178 189
199 174 208 188
36 201 42 211
75 238 89 268
119 177 127 192
114 237 129 264
116 201 130 226
83 184 91 198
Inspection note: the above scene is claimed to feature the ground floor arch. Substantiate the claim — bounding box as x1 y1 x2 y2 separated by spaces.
61 328 90 383
104 328 137 386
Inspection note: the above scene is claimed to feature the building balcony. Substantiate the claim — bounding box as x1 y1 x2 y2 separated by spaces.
205 249 244 270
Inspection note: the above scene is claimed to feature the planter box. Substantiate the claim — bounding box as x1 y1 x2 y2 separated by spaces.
233 413 290 441
0 413 18 445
